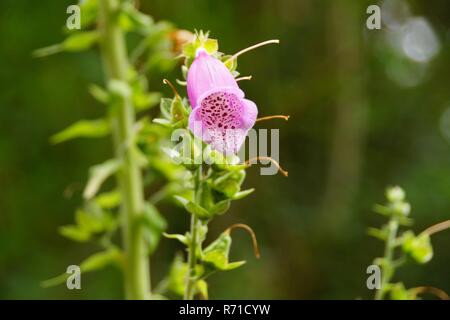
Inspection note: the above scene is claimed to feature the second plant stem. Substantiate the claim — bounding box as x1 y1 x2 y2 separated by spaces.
98 0 150 300
185 166 203 300
375 217 399 300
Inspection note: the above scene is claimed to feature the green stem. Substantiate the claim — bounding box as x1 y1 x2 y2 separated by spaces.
184 167 203 300
98 0 150 300
375 218 399 300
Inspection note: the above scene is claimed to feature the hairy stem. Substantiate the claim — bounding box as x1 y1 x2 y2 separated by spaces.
184 167 203 300
98 0 150 300
375 218 399 300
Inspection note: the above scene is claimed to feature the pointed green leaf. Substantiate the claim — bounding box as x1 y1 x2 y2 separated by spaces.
402 231 433 264
134 92 161 111
163 233 188 245
232 188 255 200
95 190 121 209
174 196 211 219
153 118 172 126
167 254 188 297
140 203 167 254
223 261 246 270
80 247 122 273
41 248 122 288
63 31 99 51
210 200 231 216
367 227 388 241
196 280 208 299
51 119 110 144
204 39 218 54
160 98 173 119
59 225 91 242
88 84 110 104
83 159 122 200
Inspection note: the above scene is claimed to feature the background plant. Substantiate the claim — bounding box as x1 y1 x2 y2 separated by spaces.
36 0 188 299
369 186 450 300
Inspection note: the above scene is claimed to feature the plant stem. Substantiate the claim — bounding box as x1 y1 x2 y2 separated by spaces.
375 218 399 300
98 0 150 300
184 166 202 300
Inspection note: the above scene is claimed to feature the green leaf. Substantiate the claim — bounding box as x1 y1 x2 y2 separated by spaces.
167 254 188 297
80 247 122 273
41 248 122 288
181 65 189 79
373 204 391 216
153 118 172 126
367 227 388 241
212 170 246 198
134 92 161 112
170 97 188 122
210 200 231 216
222 55 237 72
202 231 245 272
160 98 173 119
389 283 416 300
118 2 153 32
95 190 121 209
196 280 208 299
78 0 98 29
108 79 132 100
203 39 218 54
232 188 255 200
163 233 189 245
59 225 91 242
142 203 167 231
51 119 110 144
83 159 122 200
33 44 63 58
402 231 433 264
174 196 211 219
75 209 103 233
224 261 246 270
58 205 117 243
63 31 99 51
140 203 167 254
89 84 110 104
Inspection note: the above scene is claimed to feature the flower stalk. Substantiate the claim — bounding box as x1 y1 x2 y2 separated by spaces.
375 217 399 300
184 166 203 300
98 0 150 300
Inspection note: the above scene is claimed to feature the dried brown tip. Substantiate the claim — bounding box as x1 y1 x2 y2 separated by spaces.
225 223 260 259
256 115 290 123
163 79 180 98
170 29 195 54
411 286 450 300
421 220 450 237
245 156 289 177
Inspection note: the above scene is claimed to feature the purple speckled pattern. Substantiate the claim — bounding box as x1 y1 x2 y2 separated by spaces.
187 50 258 155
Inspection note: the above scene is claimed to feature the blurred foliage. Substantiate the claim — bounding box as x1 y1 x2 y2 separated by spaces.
0 0 449 299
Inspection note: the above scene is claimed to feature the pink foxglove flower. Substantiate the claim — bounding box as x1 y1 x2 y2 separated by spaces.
187 50 257 155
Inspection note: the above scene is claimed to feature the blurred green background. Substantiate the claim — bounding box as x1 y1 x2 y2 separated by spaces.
1 0 449 299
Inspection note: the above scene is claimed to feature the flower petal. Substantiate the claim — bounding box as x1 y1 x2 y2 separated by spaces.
188 91 258 155
240 99 258 130
187 51 239 108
